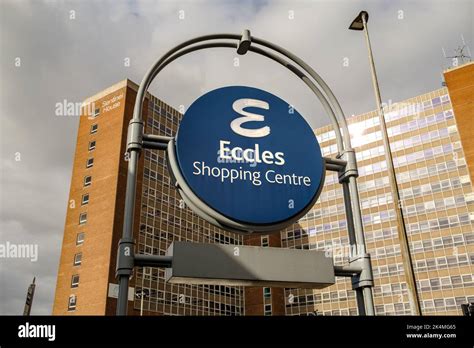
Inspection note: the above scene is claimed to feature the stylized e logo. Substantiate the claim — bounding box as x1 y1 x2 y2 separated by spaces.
231 98 270 138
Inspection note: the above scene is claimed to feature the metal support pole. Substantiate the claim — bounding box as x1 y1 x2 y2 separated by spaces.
140 267 145 316
142 134 173 150
342 181 365 315
347 176 375 315
116 129 142 315
134 254 173 268
334 264 362 276
361 13 421 315
324 157 347 172
142 141 167 150
342 182 356 246
338 148 375 315
142 134 173 144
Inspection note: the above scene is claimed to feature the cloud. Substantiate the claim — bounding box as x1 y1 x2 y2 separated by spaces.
0 0 472 314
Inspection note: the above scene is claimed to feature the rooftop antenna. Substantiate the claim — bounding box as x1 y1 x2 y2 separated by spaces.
443 34 472 68
23 277 36 316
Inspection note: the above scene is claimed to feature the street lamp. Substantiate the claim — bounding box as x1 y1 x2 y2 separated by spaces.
349 11 367 31
349 11 422 315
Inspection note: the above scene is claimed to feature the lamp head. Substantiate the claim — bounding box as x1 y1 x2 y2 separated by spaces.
349 11 369 30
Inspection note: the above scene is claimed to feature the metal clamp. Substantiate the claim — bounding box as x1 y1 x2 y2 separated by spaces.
126 120 144 151
134 254 173 268
116 238 135 277
337 149 359 183
142 134 173 151
349 253 374 289
237 29 251 55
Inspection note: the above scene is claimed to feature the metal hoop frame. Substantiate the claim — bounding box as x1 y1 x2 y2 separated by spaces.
115 30 375 316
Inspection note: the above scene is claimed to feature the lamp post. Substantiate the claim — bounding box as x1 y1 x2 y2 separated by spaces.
349 11 422 315
139 267 149 316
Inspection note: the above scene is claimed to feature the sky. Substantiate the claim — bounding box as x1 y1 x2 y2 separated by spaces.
0 0 472 315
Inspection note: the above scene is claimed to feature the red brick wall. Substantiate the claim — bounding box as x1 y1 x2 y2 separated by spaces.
444 63 474 184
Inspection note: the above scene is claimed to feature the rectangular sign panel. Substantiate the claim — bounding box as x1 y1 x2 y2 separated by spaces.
108 283 135 301
165 242 335 289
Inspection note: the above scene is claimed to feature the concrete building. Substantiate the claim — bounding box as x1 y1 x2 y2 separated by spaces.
283 62 474 315
53 62 474 316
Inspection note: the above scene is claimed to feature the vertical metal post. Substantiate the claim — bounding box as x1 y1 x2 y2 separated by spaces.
140 295 144 316
342 182 356 246
361 13 421 315
347 176 375 315
116 136 142 315
140 267 146 316
342 182 366 315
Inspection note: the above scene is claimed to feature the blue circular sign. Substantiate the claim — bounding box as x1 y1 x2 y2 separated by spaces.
174 86 324 230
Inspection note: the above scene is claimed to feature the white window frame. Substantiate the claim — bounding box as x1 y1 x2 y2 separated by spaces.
88 140 96 151
84 176 92 187
68 295 77 311
71 274 80 288
81 194 89 205
263 287 271 298
73 253 82 266
86 158 94 168
90 124 98 134
79 212 87 225
76 232 85 245
264 304 272 316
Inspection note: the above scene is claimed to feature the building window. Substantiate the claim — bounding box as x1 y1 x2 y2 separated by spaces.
88 141 96 151
86 158 94 168
264 304 272 316
90 124 98 134
73 253 82 266
84 176 92 187
93 108 100 118
79 212 87 225
71 274 80 288
68 295 77 311
263 287 271 298
81 194 89 206
76 232 84 246
261 236 269 247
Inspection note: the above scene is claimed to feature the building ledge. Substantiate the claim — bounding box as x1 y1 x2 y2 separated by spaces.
443 61 474 74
